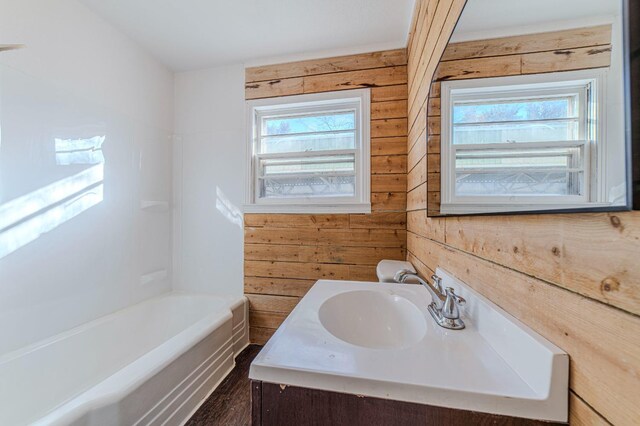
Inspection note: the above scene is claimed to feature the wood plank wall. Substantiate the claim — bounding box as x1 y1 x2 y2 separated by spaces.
407 1 640 424
425 25 612 214
244 50 409 344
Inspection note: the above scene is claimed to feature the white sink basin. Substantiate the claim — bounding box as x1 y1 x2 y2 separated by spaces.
250 268 569 422
318 290 426 349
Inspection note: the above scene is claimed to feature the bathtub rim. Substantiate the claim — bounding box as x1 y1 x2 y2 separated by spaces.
2 291 246 426
0 291 242 365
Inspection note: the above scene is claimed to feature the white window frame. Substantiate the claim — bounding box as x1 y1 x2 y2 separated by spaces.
440 69 608 214
244 89 371 214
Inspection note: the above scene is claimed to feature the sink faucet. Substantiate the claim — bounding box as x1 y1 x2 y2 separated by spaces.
393 269 466 330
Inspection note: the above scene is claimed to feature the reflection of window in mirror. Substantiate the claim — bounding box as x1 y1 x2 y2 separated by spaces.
428 0 629 216
440 70 608 214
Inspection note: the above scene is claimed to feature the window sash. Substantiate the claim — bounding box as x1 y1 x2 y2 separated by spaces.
451 140 589 199
260 109 356 138
255 149 358 202
451 139 588 200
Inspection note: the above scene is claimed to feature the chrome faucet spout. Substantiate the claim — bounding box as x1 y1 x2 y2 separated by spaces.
393 270 466 330
393 269 445 309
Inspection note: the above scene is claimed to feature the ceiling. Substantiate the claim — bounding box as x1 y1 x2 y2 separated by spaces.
452 0 620 42
79 0 415 72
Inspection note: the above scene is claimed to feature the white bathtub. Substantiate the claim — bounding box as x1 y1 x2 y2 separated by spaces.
0 292 249 426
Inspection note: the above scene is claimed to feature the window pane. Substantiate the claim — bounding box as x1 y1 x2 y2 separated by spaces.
453 98 573 124
453 120 579 145
260 154 355 176
260 131 355 154
262 111 355 136
260 175 355 199
455 171 581 196
258 154 356 199
454 146 583 196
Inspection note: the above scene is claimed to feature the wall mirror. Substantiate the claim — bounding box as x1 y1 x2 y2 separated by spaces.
427 0 635 216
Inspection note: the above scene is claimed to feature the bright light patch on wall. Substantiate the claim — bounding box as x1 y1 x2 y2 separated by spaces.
0 183 103 259
0 136 106 259
0 164 104 231
55 135 105 165
216 186 242 229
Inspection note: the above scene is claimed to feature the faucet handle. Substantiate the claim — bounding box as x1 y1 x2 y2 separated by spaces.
442 287 466 320
445 287 466 306
430 274 444 294
393 269 413 283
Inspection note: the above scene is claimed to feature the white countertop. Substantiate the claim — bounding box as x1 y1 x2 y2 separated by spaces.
249 269 568 422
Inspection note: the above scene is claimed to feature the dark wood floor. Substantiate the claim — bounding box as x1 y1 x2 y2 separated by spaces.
187 344 262 426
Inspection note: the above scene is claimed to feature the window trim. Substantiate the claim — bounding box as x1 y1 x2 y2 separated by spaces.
440 69 608 215
244 89 371 214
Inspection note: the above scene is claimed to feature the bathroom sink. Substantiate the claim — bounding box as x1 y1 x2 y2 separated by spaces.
318 290 426 349
250 268 569 422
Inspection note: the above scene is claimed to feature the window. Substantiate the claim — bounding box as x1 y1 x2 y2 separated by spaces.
245 89 370 213
440 70 606 214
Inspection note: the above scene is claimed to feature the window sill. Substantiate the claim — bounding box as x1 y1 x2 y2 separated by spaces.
440 201 615 215
243 202 371 214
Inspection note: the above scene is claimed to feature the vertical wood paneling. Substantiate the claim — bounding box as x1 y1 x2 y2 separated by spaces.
245 49 409 343
406 3 638 424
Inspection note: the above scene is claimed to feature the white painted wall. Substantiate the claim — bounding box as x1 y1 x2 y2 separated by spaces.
0 0 175 355
173 65 245 297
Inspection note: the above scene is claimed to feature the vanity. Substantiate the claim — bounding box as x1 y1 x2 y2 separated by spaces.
249 269 569 425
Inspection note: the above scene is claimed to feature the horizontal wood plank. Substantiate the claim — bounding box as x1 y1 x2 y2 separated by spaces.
427 134 441 154
435 55 522 81
521 46 611 74
371 155 407 174
408 131 427 170
427 97 440 116
371 100 408 120
349 212 407 229
568 392 609 426
407 156 427 191
244 276 316 297
245 77 303 99
407 183 427 211
371 192 407 211
245 260 351 280
426 172 440 192
245 227 406 248
303 66 407 94
441 25 612 62
245 293 300 313
245 243 405 264
427 153 440 173
371 173 407 193
245 49 407 82
250 326 275 345
407 210 445 242
371 84 408 102
244 214 349 228
371 118 408 138
346 265 378 281
249 310 289 329
371 137 407 156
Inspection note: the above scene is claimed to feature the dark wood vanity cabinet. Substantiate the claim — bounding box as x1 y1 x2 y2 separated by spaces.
251 380 565 426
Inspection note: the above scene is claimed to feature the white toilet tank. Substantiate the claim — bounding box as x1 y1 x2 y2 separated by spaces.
376 260 416 282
